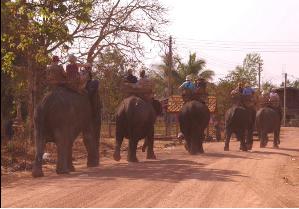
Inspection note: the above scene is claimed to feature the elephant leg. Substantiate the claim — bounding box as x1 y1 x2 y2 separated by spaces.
68 142 75 172
260 131 267 148
32 137 45 178
198 132 205 154
56 133 70 174
146 127 156 159
277 128 281 145
237 131 247 151
113 125 124 161
127 139 138 162
142 139 147 152
189 133 199 155
184 134 191 153
224 129 232 151
273 130 279 148
83 131 99 167
246 128 254 150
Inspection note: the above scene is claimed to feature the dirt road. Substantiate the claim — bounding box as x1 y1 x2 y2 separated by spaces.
2 127 299 208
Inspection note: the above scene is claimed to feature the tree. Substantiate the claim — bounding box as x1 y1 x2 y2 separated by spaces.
262 81 277 92
2 0 168 139
242 53 263 86
176 53 214 83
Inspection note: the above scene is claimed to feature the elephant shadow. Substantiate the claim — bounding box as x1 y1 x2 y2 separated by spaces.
69 158 247 183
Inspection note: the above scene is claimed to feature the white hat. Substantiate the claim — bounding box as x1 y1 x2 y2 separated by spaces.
186 75 192 81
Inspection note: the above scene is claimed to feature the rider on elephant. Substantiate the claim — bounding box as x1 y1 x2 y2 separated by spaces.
137 70 154 102
260 90 270 107
242 83 256 108
179 75 195 102
231 82 244 105
269 88 282 120
46 56 66 89
126 68 138 84
194 77 208 104
66 54 91 93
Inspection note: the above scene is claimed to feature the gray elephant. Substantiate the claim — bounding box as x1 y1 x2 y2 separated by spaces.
113 96 162 162
256 107 281 148
178 100 210 154
32 87 101 177
224 105 253 151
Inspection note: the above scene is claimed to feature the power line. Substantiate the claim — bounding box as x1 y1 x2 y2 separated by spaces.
174 38 299 45
175 42 299 53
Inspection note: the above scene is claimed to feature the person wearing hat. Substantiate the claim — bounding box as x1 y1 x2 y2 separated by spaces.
46 55 66 88
66 54 91 92
242 83 255 96
179 75 195 90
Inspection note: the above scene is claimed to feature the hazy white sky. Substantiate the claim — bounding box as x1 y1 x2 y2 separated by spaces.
145 0 299 85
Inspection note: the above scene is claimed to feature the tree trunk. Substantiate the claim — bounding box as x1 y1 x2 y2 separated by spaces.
28 60 37 142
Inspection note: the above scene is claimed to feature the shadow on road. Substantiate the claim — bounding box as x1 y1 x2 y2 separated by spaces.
70 158 247 183
202 152 255 159
251 150 293 157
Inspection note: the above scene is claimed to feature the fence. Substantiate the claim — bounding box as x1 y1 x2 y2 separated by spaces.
100 113 220 141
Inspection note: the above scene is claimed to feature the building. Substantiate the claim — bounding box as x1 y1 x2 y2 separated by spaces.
275 87 299 126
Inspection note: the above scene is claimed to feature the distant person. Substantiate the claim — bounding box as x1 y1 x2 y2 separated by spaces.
46 56 66 88
126 69 138 84
137 69 154 101
242 83 255 96
66 54 91 92
179 75 195 90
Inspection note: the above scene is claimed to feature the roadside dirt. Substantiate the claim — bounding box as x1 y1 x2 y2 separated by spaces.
1 127 299 207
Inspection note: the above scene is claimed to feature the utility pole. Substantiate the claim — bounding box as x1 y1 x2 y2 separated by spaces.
168 36 173 96
283 73 287 126
258 63 261 92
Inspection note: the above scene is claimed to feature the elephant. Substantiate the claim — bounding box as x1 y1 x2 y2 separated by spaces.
224 105 254 151
245 107 256 150
32 86 101 177
256 107 281 148
178 100 210 155
113 96 162 162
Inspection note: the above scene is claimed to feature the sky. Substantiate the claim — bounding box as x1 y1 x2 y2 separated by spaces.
144 0 299 85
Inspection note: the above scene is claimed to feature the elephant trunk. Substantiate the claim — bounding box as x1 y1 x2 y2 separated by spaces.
32 106 45 177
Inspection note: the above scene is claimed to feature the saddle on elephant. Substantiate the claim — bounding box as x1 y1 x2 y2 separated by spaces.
121 81 153 102
65 63 91 94
181 88 207 104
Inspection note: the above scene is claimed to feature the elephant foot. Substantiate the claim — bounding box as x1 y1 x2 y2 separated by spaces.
240 146 248 152
273 144 279 149
87 161 99 167
113 150 121 161
184 144 189 152
224 144 229 151
247 144 253 150
32 166 44 178
199 147 204 154
69 165 76 172
142 145 146 152
146 152 156 160
56 168 70 175
127 157 139 163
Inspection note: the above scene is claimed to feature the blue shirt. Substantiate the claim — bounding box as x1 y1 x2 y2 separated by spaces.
243 87 255 96
180 81 195 90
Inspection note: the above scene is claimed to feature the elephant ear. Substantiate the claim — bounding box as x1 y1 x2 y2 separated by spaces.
152 99 163 116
